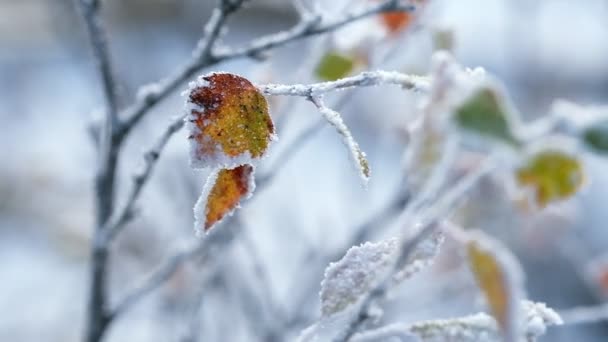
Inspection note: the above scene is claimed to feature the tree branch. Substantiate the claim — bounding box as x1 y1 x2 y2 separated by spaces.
259 70 429 97
335 156 496 341
102 115 186 242
116 0 418 138
116 0 247 138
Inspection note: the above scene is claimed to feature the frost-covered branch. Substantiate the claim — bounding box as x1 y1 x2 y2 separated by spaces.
351 301 562 342
118 1 418 137
108 113 332 318
309 96 371 182
102 115 186 242
259 70 429 98
335 156 496 341
117 0 247 138
213 0 416 61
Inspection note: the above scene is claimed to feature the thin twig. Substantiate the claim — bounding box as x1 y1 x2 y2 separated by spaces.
116 0 246 139
213 1 416 61
117 0 418 138
285 188 410 330
103 115 186 242
335 156 496 341
259 70 429 97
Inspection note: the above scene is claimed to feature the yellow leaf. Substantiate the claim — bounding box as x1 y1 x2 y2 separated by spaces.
466 232 523 342
194 164 255 233
516 150 584 207
186 73 275 169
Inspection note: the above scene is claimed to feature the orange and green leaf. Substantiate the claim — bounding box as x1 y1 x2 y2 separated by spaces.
194 164 255 233
186 73 275 169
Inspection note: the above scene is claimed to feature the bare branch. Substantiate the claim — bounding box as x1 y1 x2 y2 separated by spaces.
335 156 496 341
76 0 121 340
102 115 186 242
259 70 429 97
117 0 418 137
117 0 247 138
213 1 416 60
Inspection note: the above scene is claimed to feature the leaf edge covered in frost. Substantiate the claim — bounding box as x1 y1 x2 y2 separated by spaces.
193 164 256 235
466 230 525 342
184 72 277 170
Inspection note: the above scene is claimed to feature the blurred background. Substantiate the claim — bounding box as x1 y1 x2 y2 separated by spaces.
2 0 608 341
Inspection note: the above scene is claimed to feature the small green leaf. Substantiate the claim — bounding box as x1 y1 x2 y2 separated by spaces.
516 150 584 207
455 88 518 146
315 52 355 81
583 120 608 154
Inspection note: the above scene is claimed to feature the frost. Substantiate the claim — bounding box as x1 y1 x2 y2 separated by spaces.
311 97 370 184
404 301 562 342
320 238 396 316
184 72 276 170
347 301 561 342
193 164 256 234
320 231 444 316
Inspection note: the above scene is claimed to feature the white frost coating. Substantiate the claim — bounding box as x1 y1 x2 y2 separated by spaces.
320 231 444 317
395 230 445 282
465 230 525 342
311 96 370 184
320 238 397 316
192 165 256 236
258 70 430 97
184 72 274 170
349 301 561 342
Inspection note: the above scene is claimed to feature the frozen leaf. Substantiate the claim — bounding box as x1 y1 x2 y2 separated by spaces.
315 52 356 81
320 232 444 316
320 239 396 316
185 72 275 169
193 164 255 233
466 232 524 342
583 120 608 154
516 150 584 207
455 87 518 146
